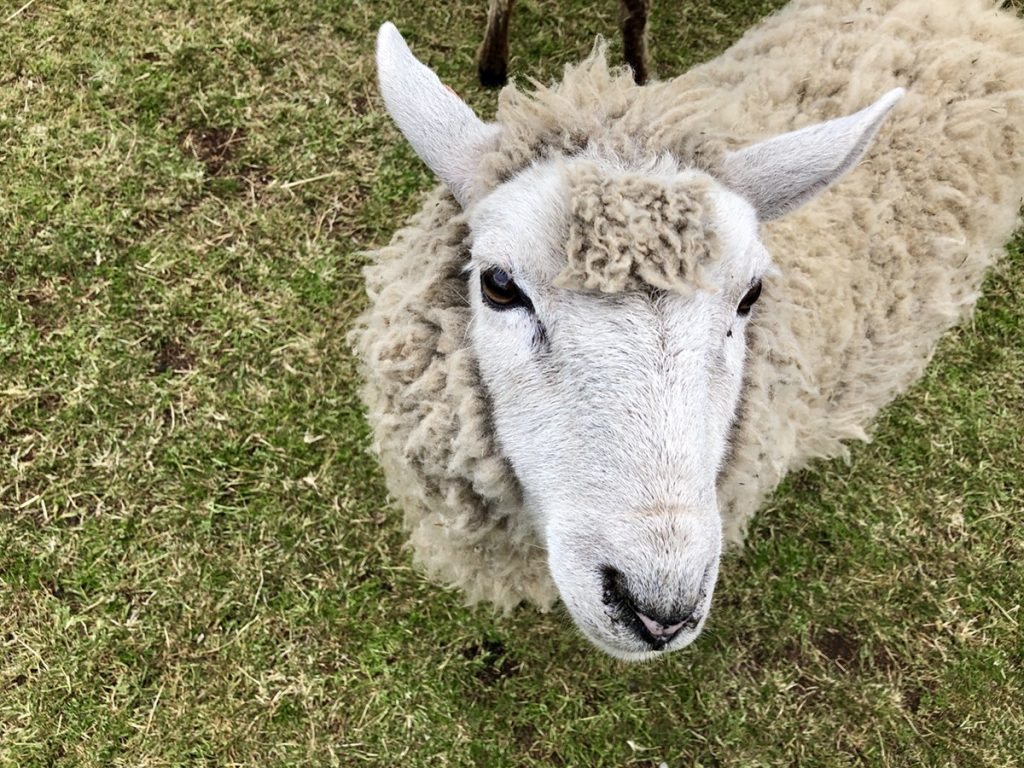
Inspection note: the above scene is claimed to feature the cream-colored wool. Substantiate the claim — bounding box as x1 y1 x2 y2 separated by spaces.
557 163 720 294
352 0 1024 611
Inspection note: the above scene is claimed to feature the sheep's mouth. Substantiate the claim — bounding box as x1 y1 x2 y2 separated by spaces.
596 563 716 654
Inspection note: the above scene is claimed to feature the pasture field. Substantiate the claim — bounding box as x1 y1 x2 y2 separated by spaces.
1 0 1022 765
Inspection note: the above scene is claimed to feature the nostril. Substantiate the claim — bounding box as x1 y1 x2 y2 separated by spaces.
600 566 627 605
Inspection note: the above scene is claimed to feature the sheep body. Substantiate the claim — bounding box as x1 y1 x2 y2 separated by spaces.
353 0 1024 611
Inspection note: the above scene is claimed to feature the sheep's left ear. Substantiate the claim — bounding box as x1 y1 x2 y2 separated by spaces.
377 23 500 208
722 88 905 220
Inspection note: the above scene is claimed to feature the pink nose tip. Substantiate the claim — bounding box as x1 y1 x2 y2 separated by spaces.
635 610 687 640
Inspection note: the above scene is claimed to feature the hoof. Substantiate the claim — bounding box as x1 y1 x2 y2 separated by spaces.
478 64 508 88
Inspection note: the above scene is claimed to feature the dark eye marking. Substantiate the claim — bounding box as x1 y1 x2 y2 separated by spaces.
480 267 533 312
737 279 763 317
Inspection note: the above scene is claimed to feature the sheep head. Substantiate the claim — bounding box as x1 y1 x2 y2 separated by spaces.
376 23 901 660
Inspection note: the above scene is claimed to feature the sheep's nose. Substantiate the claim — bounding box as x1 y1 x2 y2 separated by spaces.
602 566 700 648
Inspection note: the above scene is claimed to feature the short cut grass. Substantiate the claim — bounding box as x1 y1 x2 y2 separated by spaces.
1 1 1022 766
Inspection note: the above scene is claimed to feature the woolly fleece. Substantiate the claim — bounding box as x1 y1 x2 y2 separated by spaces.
352 0 1024 611
557 164 720 294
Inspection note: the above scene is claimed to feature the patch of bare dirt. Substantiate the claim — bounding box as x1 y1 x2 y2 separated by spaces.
179 126 246 176
812 626 860 667
151 337 195 375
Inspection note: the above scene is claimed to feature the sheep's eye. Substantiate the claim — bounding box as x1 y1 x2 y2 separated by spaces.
481 267 529 311
737 280 763 316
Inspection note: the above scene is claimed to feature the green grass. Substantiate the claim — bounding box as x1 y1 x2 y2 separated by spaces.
1 1 1021 765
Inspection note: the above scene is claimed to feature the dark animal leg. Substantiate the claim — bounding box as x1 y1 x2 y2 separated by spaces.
620 0 650 85
478 0 516 87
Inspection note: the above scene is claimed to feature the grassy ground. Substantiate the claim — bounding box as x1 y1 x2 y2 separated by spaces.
1 1 1022 765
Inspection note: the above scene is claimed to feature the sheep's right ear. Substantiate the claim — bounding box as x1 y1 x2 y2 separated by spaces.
377 23 500 208
722 89 904 220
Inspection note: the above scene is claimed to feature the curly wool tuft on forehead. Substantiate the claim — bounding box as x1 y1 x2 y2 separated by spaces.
556 163 721 294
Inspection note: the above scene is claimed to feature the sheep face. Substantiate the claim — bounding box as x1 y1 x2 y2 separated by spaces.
375 22 901 658
467 156 769 658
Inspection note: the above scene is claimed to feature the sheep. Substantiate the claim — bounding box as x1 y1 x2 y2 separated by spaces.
352 0 1024 660
478 0 650 86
